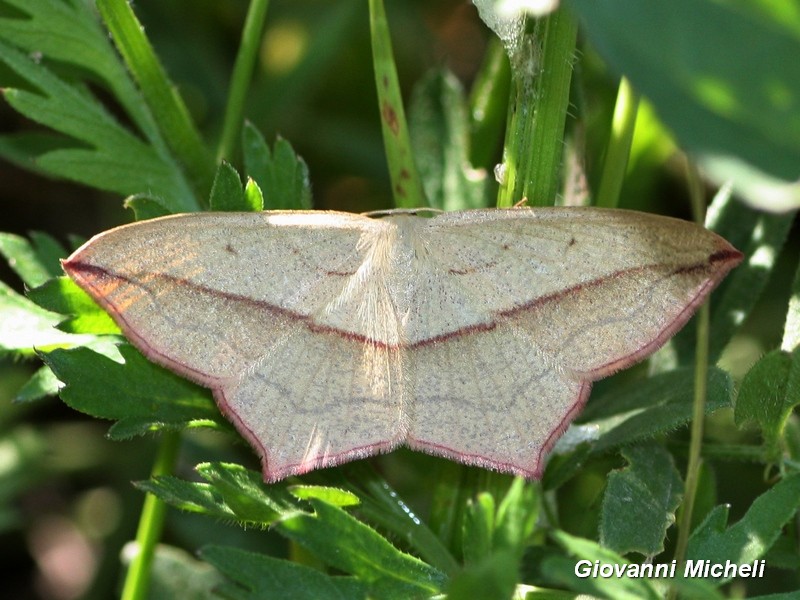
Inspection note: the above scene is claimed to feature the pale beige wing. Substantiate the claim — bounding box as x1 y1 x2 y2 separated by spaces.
404 207 741 475
220 326 403 481
406 329 587 478
62 211 380 385
414 207 741 374
63 211 408 480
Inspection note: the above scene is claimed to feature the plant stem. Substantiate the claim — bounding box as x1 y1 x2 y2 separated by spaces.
368 0 427 209
498 8 578 208
595 77 640 208
98 0 214 205
120 431 182 600
217 0 270 164
670 160 710 597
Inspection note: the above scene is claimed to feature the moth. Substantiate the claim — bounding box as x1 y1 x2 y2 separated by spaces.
63 207 741 481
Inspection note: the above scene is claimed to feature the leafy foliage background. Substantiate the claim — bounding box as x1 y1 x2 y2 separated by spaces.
1 1 799 599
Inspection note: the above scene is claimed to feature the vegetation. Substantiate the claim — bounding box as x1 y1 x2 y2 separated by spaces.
1 0 798 598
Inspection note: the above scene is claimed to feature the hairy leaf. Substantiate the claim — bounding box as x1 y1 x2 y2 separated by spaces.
600 443 683 556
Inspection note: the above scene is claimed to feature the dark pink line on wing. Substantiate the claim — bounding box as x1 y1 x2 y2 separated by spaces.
535 380 593 477
583 248 742 379
65 244 741 357
62 261 226 389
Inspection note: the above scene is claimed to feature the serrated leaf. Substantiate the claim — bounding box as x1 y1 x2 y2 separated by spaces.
569 0 800 181
209 162 249 212
27 276 119 334
580 367 732 453
195 462 298 525
136 477 237 521
0 231 64 287
242 123 311 210
0 39 198 212
201 545 367 600
338 462 459 576
95 0 214 198
244 178 264 212
0 0 162 143
289 485 360 507
42 344 222 436
600 443 683 556
124 194 173 220
139 463 301 528
550 530 661 599
686 472 800 584
409 69 488 211
0 280 94 355
735 349 800 457
277 498 445 599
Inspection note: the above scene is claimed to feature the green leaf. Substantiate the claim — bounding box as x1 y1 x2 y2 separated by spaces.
289 485 360 507
734 349 800 458
368 0 427 209
600 443 683 556
0 280 94 355
96 0 214 199
27 276 119 335
209 162 248 212
569 0 800 181
139 463 299 527
124 194 173 220
541 441 593 491
15 365 60 403
408 69 488 211
145 544 224 600
670 194 794 365
445 550 517 600
0 0 161 143
244 178 264 212
655 575 726 600
453 478 536 585
194 462 298 525
686 472 800 584
580 367 733 453
277 498 445 599
549 530 661 599
462 492 495 566
493 478 538 559
136 477 237 521
698 155 800 213
42 344 222 438
0 231 65 287
339 462 460 576
242 124 311 210
0 39 198 212
201 545 368 600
